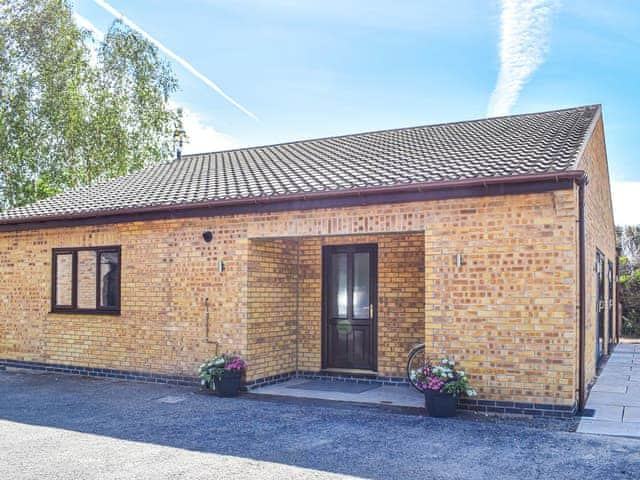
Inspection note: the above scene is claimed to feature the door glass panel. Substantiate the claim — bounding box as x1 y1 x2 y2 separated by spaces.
353 252 370 318
77 250 97 309
596 252 605 359
329 253 347 317
100 252 120 308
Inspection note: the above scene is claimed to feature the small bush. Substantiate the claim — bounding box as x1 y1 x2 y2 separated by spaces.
620 270 640 338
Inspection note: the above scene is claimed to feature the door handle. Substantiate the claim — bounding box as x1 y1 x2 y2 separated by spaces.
369 304 374 319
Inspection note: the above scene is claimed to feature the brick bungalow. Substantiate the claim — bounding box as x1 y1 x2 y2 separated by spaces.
0 105 617 415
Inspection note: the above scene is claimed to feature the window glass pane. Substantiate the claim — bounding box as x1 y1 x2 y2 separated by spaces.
353 252 370 318
329 253 347 318
77 250 97 309
55 254 73 306
100 252 120 308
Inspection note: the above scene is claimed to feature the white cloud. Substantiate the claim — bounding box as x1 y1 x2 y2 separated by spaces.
178 106 239 155
487 0 557 117
612 182 640 226
91 0 258 121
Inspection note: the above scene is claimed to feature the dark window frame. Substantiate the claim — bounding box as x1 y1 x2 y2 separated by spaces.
51 246 121 315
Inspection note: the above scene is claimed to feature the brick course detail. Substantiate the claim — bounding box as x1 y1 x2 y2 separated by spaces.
0 358 575 417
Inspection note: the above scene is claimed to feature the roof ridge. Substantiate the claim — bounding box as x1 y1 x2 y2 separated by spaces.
176 104 601 161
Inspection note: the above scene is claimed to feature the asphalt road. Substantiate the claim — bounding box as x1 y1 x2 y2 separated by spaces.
0 370 639 480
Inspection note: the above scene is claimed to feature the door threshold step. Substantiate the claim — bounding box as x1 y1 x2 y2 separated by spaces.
322 368 378 376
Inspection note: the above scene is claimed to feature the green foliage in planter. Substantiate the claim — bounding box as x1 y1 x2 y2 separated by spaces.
414 358 477 397
198 355 247 388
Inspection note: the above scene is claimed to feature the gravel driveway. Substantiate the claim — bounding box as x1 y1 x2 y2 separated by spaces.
0 370 639 480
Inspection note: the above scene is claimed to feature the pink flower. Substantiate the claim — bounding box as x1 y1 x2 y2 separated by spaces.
224 358 247 371
424 375 445 391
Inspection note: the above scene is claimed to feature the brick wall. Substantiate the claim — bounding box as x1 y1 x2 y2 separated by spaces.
296 233 425 378
0 188 588 405
243 233 424 381
0 219 249 374
577 116 618 384
247 238 298 381
424 190 578 405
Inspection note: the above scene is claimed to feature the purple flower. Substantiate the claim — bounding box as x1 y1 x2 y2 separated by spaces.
224 358 247 371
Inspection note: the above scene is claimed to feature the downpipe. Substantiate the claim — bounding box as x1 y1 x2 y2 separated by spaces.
577 174 587 413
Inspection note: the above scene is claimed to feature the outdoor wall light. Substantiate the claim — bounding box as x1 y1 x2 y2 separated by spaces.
456 253 464 267
218 259 225 273
202 231 213 243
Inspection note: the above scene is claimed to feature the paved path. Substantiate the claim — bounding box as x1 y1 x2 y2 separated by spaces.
1 369 639 479
578 343 640 438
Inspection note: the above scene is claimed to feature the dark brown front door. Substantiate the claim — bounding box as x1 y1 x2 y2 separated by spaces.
608 260 614 348
596 250 605 363
322 244 377 371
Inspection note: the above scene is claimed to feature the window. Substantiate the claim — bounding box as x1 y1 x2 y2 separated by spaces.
52 246 121 314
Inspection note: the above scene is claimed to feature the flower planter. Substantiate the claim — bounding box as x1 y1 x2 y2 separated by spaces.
424 390 457 417
199 355 247 397
213 370 243 397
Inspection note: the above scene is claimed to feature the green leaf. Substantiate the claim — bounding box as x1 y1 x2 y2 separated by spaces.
0 0 181 211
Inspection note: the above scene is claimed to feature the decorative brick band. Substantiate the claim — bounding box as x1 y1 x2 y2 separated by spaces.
244 370 409 390
244 371 297 389
296 370 408 385
246 370 577 417
458 398 577 418
0 359 199 387
0 360 577 417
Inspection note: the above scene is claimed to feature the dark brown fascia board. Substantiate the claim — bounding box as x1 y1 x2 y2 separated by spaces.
0 171 586 232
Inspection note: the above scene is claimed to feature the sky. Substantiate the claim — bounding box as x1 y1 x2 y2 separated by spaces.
73 0 640 224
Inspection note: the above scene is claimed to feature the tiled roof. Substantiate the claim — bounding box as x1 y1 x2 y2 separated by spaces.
0 105 600 223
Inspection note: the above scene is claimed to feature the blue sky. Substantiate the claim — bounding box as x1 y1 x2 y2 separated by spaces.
74 0 639 224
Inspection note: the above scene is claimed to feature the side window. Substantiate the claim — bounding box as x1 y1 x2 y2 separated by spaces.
54 252 73 308
52 246 121 314
99 251 120 308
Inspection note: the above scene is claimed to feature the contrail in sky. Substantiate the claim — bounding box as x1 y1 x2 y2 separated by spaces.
73 12 104 41
487 0 557 117
91 0 258 121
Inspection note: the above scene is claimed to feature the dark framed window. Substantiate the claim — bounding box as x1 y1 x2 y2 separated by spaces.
51 246 121 314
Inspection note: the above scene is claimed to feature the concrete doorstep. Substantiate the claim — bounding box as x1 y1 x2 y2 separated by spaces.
251 378 425 411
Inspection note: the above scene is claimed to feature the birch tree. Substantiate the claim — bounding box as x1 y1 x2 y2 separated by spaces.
0 0 181 210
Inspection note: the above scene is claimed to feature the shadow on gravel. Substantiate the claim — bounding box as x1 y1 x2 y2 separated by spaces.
0 371 639 480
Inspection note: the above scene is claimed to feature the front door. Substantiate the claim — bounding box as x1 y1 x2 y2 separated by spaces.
608 260 614 348
322 244 377 371
596 250 605 364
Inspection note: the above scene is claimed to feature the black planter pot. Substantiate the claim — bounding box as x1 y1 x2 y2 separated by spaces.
424 390 457 417
213 370 243 397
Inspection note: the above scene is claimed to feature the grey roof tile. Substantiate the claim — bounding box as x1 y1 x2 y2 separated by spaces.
0 105 600 223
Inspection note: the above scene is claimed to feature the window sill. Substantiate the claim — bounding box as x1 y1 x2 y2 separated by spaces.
49 309 121 316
